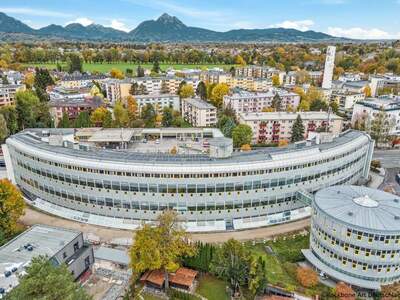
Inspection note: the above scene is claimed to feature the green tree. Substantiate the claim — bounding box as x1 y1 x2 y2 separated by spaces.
370 108 394 146
66 53 83 74
0 179 25 237
310 99 328 111
141 103 156 128
196 81 207 100
271 93 282 111
218 115 236 138
137 65 145 77
138 84 148 95
162 107 173 127
58 112 70 128
33 68 54 92
152 60 161 74
210 239 250 295
113 101 129 127
15 90 40 129
74 111 91 128
232 124 252 148
0 114 8 143
291 114 305 142
0 106 18 135
6 256 91 300
248 256 268 297
129 210 196 290
2 75 9 84
130 82 139 95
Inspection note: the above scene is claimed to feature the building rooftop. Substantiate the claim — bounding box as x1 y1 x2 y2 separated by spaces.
134 93 179 99
88 128 135 143
94 247 129 266
356 97 400 111
0 224 82 291
239 111 342 121
183 97 216 109
225 88 299 99
8 129 370 167
314 185 400 232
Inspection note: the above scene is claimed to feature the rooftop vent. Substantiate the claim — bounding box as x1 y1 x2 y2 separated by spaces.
348 212 354 216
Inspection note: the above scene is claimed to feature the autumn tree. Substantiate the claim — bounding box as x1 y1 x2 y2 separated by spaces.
0 114 9 143
370 108 394 146
364 85 372 97
272 74 281 87
234 55 246 66
178 84 195 99
162 107 173 127
296 266 318 288
0 179 25 237
232 124 252 148
248 256 268 296
126 95 139 124
6 256 91 300
210 83 229 108
291 114 305 142
130 82 139 95
334 282 356 300
129 210 196 290
110 68 124 79
90 107 112 127
113 101 129 127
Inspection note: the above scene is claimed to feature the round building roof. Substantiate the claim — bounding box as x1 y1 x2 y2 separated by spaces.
314 185 400 232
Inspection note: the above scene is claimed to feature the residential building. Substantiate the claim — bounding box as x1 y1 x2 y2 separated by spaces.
223 89 301 117
302 185 400 290
181 97 217 127
3 128 373 232
131 94 180 114
351 97 400 135
101 79 132 104
59 74 107 89
322 46 336 90
331 91 365 113
0 84 25 107
0 224 94 295
235 66 280 79
200 70 231 84
132 76 199 95
308 71 323 83
238 111 343 143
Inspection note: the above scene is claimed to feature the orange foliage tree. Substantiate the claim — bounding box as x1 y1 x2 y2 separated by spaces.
296 266 318 288
334 282 356 300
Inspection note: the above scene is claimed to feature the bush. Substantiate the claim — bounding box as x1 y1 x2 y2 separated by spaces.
334 282 355 300
371 160 381 169
296 266 318 288
167 288 201 300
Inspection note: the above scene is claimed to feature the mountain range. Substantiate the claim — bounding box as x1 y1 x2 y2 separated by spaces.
0 12 343 43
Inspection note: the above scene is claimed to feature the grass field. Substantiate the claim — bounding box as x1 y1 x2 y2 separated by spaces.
196 274 230 300
23 62 235 73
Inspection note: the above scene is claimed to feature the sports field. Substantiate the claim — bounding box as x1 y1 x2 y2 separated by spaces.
23 62 235 73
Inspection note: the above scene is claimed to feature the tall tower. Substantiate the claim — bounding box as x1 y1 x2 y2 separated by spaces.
322 46 336 90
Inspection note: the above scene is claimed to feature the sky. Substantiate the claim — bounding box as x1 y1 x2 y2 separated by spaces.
1 0 400 39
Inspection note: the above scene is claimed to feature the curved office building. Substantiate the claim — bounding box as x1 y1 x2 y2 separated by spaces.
3 128 373 232
303 186 400 290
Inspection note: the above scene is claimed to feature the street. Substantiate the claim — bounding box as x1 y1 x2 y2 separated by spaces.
373 149 400 168
379 168 400 195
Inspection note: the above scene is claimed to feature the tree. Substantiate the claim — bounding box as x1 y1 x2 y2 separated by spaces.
210 239 251 295
23 72 35 89
126 95 139 123
210 83 229 108
110 68 124 79
129 210 196 290
229 66 236 77
34 68 54 91
334 282 356 300
218 115 236 138
178 84 195 99
291 114 305 142
0 106 18 135
234 55 246 66
196 81 207 100
66 53 83 73
6 256 91 300
90 107 111 127
272 74 281 87
141 103 156 128
130 82 139 95
152 60 161 74
330 100 339 114
58 112 70 128
310 99 329 111
15 90 45 129
160 80 169 94
162 107 173 127
0 114 8 143
74 111 91 128
137 65 145 77
2 75 9 84
370 108 394 146
113 101 129 127
296 266 318 288
364 85 372 97
248 256 268 296
232 124 252 148
138 84 148 95
0 179 25 237
271 93 282 111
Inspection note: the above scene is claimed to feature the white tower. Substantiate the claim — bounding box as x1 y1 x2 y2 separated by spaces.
322 46 336 90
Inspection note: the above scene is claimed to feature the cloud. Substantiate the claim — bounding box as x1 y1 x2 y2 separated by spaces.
66 17 94 26
271 20 315 31
327 27 400 39
0 7 72 18
109 20 129 32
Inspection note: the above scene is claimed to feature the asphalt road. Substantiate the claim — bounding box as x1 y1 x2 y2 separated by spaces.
373 150 400 168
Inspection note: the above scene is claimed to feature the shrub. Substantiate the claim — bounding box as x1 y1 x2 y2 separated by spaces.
334 282 355 300
296 266 318 288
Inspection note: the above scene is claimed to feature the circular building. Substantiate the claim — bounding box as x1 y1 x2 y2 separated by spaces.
3 128 373 232
303 185 400 290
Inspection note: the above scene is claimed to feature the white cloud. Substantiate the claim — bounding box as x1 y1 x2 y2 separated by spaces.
66 17 94 27
109 19 129 32
271 20 315 31
327 27 400 39
0 7 72 18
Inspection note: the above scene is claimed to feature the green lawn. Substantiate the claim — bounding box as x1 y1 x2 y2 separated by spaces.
23 62 235 73
196 274 230 300
141 292 164 300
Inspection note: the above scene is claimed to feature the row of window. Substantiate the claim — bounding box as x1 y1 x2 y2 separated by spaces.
16 155 365 194
312 239 400 283
312 224 400 259
12 144 366 179
313 212 400 243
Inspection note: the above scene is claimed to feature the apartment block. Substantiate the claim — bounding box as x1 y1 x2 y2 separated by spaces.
181 97 217 127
